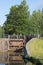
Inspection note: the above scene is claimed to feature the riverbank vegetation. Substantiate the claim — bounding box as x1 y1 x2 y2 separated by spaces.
0 0 43 65
26 38 43 65
0 26 3 38
3 0 43 38
29 38 43 59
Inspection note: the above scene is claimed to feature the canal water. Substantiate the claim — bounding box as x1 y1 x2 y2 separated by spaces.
0 52 42 65
0 52 26 65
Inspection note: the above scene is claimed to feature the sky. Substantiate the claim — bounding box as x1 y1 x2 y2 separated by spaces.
0 0 43 26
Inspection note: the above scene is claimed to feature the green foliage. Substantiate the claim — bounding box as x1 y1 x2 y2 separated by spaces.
4 0 30 35
0 26 5 38
40 9 43 35
4 0 43 36
30 10 43 35
0 26 3 37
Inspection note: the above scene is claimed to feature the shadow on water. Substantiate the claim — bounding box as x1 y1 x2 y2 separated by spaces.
23 56 43 65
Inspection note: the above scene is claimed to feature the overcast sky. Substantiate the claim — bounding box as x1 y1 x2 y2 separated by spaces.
0 0 43 26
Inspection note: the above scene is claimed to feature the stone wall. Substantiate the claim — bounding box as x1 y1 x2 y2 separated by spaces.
0 38 25 51
0 38 9 51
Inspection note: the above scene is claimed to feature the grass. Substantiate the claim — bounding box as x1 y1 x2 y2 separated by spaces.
26 38 43 65
28 38 43 59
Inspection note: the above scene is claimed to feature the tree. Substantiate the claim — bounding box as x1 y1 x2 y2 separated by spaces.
0 26 4 38
4 0 30 35
15 0 30 35
4 6 18 34
40 9 43 35
30 10 42 37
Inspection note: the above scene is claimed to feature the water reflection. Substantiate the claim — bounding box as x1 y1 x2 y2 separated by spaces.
0 52 43 65
0 52 25 65
0 64 5 65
